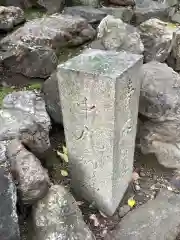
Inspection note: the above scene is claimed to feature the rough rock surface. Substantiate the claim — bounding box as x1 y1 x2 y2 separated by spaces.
97 15 144 54
0 14 96 78
0 91 51 154
133 0 170 25
37 0 65 14
108 0 135 6
0 6 25 31
167 29 180 71
0 142 20 240
63 6 107 24
165 0 178 7
139 61 180 169
105 190 180 240
2 0 33 9
32 185 95 240
42 71 63 124
139 18 177 62
6 139 50 205
100 6 134 23
71 0 99 8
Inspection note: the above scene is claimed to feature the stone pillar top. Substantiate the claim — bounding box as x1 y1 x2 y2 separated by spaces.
58 49 143 77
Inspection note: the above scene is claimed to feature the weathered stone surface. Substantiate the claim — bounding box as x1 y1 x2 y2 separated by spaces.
169 6 180 24
0 142 20 240
63 6 107 24
37 0 65 14
0 14 95 78
0 6 25 31
100 6 134 23
0 91 51 154
172 12 180 24
6 139 50 205
139 61 180 169
97 15 144 54
57 49 143 216
139 18 177 62
108 0 135 6
42 71 63 124
71 0 99 8
2 0 33 9
118 204 131 218
89 39 105 50
105 190 180 240
165 0 178 7
32 185 95 240
133 0 169 25
167 29 180 71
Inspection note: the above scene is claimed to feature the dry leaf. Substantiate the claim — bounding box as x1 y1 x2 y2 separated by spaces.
167 23 177 29
57 151 68 163
128 197 136 208
63 145 68 155
61 169 68 177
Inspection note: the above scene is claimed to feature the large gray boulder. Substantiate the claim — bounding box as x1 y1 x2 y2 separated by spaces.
105 190 180 240
139 18 177 63
108 0 135 6
2 0 33 8
42 71 63 124
0 14 96 78
71 0 99 8
100 6 134 23
139 61 180 169
167 29 180 71
0 142 20 240
97 15 144 54
0 90 51 154
6 139 50 205
62 6 107 24
0 6 25 31
133 0 170 25
32 185 95 240
37 0 65 14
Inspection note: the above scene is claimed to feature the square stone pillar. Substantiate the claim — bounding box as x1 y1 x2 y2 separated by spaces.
57 49 143 216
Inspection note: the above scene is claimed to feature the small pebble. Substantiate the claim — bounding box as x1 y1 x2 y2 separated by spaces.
139 172 146 177
150 185 156 190
135 184 141 191
167 186 173 191
118 205 131 218
100 229 108 237
153 175 157 181
154 182 162 188
150 194 155 200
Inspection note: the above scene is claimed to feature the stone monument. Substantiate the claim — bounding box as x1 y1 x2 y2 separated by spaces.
57 49 143 216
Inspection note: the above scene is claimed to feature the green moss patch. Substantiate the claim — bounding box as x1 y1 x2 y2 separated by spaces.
0 82 42 107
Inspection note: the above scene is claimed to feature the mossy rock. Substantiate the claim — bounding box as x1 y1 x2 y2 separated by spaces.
0 83 42 107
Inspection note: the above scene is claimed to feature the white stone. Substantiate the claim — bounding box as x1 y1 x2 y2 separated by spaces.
57 49 143 216
139 18 178 62
97 15 144 54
